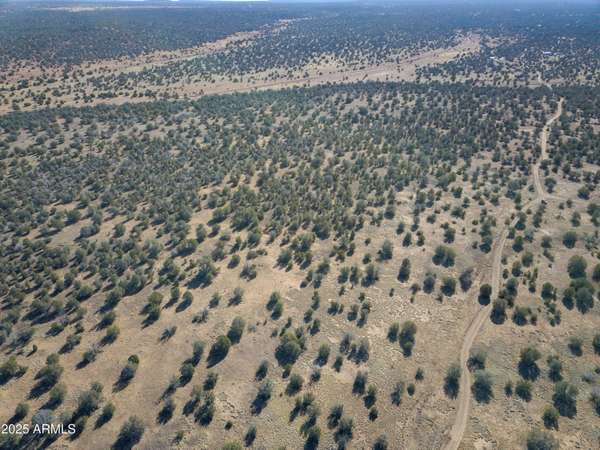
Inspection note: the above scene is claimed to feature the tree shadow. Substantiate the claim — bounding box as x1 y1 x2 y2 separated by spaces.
175 297 192 313
478 294 490 306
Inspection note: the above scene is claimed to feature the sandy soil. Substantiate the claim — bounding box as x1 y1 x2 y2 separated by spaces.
443 98 565 450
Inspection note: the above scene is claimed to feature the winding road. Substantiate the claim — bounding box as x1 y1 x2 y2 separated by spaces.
443 97 564 450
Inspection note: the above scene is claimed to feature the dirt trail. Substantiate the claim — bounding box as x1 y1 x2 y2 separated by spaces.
533 99 563 197
443 97 563 450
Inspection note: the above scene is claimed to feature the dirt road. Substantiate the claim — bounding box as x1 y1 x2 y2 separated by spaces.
533 99 563 197
442 97 563 450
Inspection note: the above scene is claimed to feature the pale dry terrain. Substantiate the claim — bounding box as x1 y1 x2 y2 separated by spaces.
0 30 479 114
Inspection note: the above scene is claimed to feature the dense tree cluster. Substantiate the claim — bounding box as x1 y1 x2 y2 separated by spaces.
419 4 600 86
0 4 295 67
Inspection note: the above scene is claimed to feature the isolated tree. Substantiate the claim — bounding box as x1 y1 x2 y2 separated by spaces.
547 356 562 382
553 381 578 417
363 263 379 286
467 350 486 372
526 429 558 450
593 334 600 355
515 380 532 402
459 268 474 291
379 240 393 260
567 255 587 279
589 388 600 415
208 336 232 365
305 426 321 450
593 264 600 282
397 258 411 282
399 321 417 356
114 416 145 449
353 371 368 395
387 322 400 342
444 363 461 399
491 298 507 324
335 416 354 448
479 284 492 303
441 277 456 296
119 355 139 386
433 245 456 267
227 317 245 344
286 374 304 395
275 331 302 365
472 370 493 403
47 383 67 408
373 434 388 450
317 343 330 366
252 380 273 414
519 346 541 380
328 404 344 428
542 406 559 429
13 403 29 421
97 403 115 428
423 273 436 293
562 231 577 248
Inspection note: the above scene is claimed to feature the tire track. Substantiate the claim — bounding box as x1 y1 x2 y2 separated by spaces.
443 97 563 450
